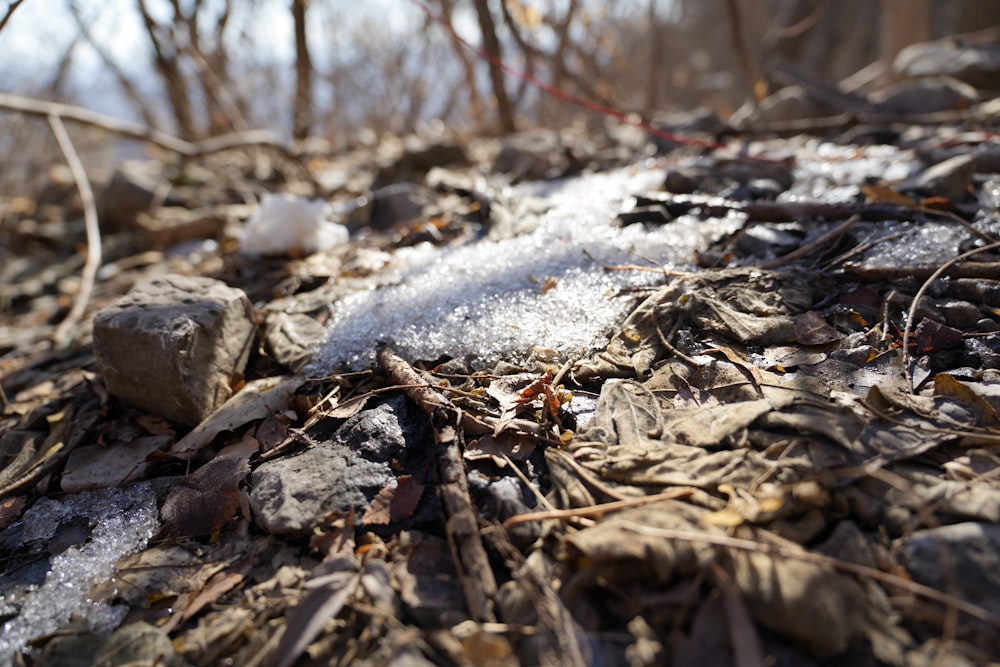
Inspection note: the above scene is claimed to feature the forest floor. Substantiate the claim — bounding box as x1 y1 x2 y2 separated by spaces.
3 113 1000 667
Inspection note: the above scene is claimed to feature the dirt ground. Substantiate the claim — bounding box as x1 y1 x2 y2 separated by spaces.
3 117 1000 666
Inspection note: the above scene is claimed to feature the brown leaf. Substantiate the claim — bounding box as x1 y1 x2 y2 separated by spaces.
362 476 425 525
275 558 360 667
0 495 26 530
136 414 176 437
794 311 841 346
160 437 257 536
861 184 917 206
180 563 250 623
913 318 963 354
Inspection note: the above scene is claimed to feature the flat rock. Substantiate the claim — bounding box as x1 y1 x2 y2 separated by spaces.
248 395 434 536
895 38 1000 90
60 435 173 493
92 275 256 425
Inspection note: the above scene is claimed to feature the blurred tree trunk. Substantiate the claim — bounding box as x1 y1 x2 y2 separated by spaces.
435 0 485 130
881 0 929 79
136 0 196 138
292 0 313 139
472 0 516 134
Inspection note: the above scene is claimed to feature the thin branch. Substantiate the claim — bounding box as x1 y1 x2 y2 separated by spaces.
0 0 25 34
48 113 101 348
902 239 1000 391
0 92 282 157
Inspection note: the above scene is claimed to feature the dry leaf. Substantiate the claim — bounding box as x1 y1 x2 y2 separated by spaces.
794 311 841 346
362 476 425 525
161 437 257 536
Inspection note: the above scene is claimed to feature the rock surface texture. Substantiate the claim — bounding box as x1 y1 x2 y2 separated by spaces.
92 275 256 425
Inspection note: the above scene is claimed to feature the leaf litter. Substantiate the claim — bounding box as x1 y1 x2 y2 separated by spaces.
2 124 1000 666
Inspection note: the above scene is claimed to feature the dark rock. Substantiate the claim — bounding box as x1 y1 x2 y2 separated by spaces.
937 299 984 329
369 183 429 231
493 130 579 181
92 275 256 425
729 86 835 129
373 140 467 189
96 166 182 232
248 395 434 536
869 77 979 115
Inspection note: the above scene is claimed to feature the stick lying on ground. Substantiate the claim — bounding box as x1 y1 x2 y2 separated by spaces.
377 347 497 622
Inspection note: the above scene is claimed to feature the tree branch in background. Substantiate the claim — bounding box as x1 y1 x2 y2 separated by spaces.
136 0 197 137
472 0 516 134
48 114 101 348
0 92 283 157
0 0 24 34
435 0 485 130
724 0 767 102
292 0 313 140
69 0 160 130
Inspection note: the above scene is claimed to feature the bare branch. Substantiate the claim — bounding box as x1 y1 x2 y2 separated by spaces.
48 114 101 348
0 0 25 34
0 92 283 157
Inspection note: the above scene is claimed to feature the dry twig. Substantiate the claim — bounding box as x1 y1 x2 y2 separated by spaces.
48 114 101 348
902 239 1000 391
378 347 497 622
0 92 281 157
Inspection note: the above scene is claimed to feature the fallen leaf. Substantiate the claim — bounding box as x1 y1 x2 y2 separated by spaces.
794 311 841 346
161 437 257 537
362 476 425 525
913 318 963 354
170 376 302 457
274 557 360 667
0 495 26 529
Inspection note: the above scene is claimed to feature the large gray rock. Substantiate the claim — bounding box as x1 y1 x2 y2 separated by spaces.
249 395 434 536
93 275 256 425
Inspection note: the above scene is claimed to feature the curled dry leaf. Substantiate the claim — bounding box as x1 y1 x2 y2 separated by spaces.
160 436 257 537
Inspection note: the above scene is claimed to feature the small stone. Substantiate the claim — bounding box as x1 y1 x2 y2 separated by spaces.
96 166 182 232
937 299 983 329
899 153 977 201
92 275 256 425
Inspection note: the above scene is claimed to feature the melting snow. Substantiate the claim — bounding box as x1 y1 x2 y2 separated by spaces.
0 482 160 660
312 162 742 371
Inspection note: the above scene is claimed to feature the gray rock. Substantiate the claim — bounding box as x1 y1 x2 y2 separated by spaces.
96 166 182 232
262 311 328 372
869 77 979 115
897 522 1000 644
249 395 433 536
92 275 256 425
895 39 1000 90
899 153 977 201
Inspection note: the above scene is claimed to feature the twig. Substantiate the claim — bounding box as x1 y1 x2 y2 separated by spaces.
0 0 25 33
902 239 1000 392
48 114 101 348
0 92 281 157
840 262 1000 281
503 488 695 529
759 215 859 269
378 347 497 622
